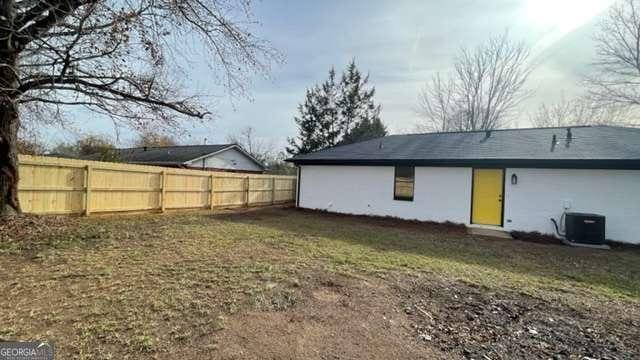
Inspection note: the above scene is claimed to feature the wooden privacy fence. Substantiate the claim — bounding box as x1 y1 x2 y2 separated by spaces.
17 155 297 215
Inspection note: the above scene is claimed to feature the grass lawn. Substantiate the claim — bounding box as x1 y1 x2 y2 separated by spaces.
1 206 639 359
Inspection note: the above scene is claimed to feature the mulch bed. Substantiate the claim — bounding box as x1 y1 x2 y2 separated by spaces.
295 207 468 235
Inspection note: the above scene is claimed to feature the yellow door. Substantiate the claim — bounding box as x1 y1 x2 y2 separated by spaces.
471 169 504 226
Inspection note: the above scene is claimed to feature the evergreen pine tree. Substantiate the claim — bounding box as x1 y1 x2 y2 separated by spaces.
287 61 387 155
317 68 342 147
286 69 340 155
338 60 383 138
341 118 388 145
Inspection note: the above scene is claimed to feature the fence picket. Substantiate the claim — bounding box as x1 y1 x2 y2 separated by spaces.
161 170 167 213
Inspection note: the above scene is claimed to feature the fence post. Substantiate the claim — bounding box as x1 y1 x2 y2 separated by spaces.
210 175 215 210
245 176 250 207
160 170 166 212
85 165 92 216
271 177 276 205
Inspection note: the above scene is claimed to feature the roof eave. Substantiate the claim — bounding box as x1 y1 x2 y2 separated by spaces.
184 144 266 170
290 158 640 170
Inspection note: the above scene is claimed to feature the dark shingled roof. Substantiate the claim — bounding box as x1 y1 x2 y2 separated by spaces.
289 126 640 169
110 144 235 164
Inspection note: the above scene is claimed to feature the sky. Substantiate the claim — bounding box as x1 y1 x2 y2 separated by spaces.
42 0 616 150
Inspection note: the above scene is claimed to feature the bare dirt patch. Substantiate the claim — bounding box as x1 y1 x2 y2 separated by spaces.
397 275 640 360
311 287 342 303
176 270 640 360
213 273 444 360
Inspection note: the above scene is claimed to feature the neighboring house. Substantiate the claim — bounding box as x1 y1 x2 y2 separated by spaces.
96 144 265 173
288 126 640 244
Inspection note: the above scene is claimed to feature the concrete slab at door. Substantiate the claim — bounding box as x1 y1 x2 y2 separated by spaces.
472 169 504 226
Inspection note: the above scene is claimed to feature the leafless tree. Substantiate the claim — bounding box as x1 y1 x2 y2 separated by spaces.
134 130 177 147
226 126 274 165
16 137 46 155
416 73 456 132
51 134 119 160
417 33 533 132
17 114 48 154
225 126 294 174
531 95 637 128
587 0 640 109
0 0 280 214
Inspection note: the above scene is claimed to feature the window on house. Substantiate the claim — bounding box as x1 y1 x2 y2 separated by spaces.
394 166 414 201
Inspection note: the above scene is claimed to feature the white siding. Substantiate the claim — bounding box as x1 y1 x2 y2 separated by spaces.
299 165 472 224
185 148 263 172
299 165 640 244
503 168 640 244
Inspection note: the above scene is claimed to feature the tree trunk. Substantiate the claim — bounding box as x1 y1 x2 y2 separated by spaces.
0 0 21 215
0 95 20 215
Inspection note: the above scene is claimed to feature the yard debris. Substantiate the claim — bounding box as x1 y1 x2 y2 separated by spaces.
414 305 433 321
0 214 78 245
399 277 640 359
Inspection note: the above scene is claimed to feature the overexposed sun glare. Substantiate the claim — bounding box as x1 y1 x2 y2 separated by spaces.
523 0 615 50
525 0 613 32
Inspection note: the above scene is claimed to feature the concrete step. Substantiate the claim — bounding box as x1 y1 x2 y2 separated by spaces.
468 227 513 239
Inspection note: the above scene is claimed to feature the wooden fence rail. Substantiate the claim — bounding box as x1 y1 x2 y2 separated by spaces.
17 155 297 215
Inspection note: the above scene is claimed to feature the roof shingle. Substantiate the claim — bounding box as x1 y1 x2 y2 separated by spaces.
111 144 234 164
289 126 640 168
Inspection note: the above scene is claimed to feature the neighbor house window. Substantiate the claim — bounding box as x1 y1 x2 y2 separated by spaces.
394 166 414 201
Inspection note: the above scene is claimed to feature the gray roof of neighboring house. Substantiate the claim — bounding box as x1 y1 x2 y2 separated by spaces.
82 144 265 169
114 144 233 164
288 126 640 169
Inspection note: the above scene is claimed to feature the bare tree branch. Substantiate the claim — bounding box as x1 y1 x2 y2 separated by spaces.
10 0 280 127
416 73 456 132
530 94 639 127
417 33 533 132
587 0 640 109
0 0 281 214
226 126 274 165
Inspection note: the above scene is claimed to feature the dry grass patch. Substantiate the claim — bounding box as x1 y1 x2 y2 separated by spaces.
1 207 639 359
